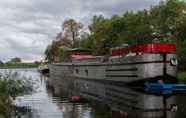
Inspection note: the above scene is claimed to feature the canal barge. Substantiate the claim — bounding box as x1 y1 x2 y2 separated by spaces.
50 43 177 84
49 43 178 118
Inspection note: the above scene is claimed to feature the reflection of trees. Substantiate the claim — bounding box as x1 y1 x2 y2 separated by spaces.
176 95 186 118
60 103 92 118
14 106 33 118
91 103 111 118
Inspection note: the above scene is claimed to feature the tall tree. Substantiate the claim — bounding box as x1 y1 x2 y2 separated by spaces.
149 0 186 42
44 45 53 63
62 19 83 47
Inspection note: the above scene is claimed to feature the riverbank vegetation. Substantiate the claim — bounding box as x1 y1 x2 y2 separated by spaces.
0 71 33 117
0 63 38 69
45 0 186 71
177 72 186 82
0 57 39 69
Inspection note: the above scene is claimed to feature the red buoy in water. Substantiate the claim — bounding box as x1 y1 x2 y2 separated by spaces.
71 96 81 102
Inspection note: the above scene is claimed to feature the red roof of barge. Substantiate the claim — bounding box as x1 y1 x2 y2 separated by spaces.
66 48 93 60
71 54 94 60
111 43 176 56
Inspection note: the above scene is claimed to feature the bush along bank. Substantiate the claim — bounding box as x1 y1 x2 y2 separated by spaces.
0 71 34 118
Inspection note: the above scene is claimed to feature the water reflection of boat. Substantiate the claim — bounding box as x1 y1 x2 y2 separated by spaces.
49 43 178 118
49 77 177 118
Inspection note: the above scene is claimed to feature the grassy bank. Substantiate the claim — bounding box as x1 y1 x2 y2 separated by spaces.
0 63 38 69
177 72 186 82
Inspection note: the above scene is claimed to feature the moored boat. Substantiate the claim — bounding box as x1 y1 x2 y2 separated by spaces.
48 43 181 118
50 43 177 84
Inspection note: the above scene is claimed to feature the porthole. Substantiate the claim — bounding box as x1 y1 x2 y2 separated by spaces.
170 58 178 66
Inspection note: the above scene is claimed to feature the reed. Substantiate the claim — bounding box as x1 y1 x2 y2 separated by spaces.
0 71 33 118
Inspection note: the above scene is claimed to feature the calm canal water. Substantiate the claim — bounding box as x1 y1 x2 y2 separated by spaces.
0 69 110 118
0 68 186 118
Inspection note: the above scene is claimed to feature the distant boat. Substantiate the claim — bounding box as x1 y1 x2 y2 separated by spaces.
38 64 49 74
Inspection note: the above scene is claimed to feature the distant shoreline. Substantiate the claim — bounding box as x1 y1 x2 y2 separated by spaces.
0 63 38 69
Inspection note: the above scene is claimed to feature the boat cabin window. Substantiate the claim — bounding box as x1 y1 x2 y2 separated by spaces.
85 69 88 76
75 69 79 74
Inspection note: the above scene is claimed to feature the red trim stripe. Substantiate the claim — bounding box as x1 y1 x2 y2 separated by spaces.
111 43 176 56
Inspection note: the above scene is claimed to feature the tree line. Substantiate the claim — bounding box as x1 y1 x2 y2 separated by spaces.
0 57 40 68
45 0 186 70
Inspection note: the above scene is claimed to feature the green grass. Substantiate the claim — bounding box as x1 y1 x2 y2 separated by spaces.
0 63 38 69
177 72 186 82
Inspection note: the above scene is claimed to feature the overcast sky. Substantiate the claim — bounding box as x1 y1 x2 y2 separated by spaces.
0 0 161 62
